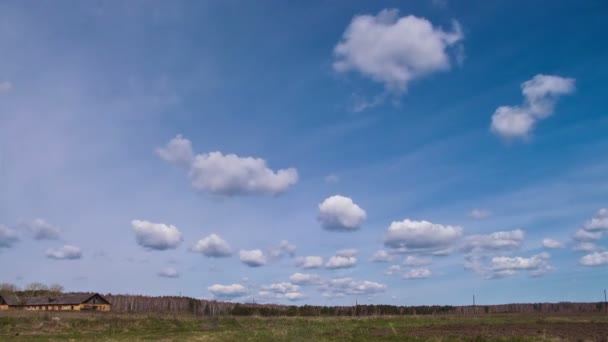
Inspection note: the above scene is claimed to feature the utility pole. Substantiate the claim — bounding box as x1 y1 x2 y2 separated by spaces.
604 289 607 314
473 294 476 314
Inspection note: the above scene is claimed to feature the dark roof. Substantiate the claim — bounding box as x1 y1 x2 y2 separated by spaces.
0 294 22 306
24 293 110 306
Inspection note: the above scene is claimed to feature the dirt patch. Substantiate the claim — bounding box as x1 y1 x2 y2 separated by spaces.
372 322 608 341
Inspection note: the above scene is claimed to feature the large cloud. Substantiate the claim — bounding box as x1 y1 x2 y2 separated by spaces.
579 251 608 266
46 245 82 260
318 195 366 231
191 234 232 257
131 219 183 250
295 256 324 269
463 229 524 254
491 74 575 138
158 135 298 196
384 219 463 254
208 284 248 298
239 249 267 267
333 9 463 93
18 218 61 240
0 225 19 248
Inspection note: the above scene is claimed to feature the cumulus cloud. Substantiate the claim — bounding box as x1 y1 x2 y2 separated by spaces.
284 292 306 301
296 256 324 269
385 265 402 275
158 135 298 196
208 284 248 298
468 209 492 219
463 229 524 254
262 282 300 294
258 290 306 302
131 220 183 250
0 225 19 248
370 250 393 262
583 208 608 232
267 240 297 260
489 252 552 278
404 255 432 266
542 238 564 249
46 245 82 260
158 267 179 278
573 229 601 242
573 242 601 252
289 273 323 285
336 248 358 257
403 268 432 279
491 74 575 138
318 195 366 232
239 249 267 267
324 174 340 183
156 134 194 165
333 9 463 93
579 251 608 266
325 255 357 269
384 219 463 254
191 234 232 257
18 218 61 240
320 278 386 297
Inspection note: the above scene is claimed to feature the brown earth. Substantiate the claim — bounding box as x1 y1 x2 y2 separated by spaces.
372 322 608 341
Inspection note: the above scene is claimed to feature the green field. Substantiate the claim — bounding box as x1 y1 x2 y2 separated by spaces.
1 311 607 341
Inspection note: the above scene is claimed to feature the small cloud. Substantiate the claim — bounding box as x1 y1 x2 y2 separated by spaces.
191 234 232 257
403 268 432 279
289 272 322 285
156 134 194 165
18 218 61 240
542 238 564 249
0 81 12 93
579 251 608 266
384 219 463 254
370 250 393 263
468 209 492 219
404 255 432 266
158 267 179 278
318 195 366 232
325 255 357 269
385 265 401 275
463 229 524 254
324 174 340 183
46 245 82 260
131 219 182 251
208 284 248 298
239 249 267 267
295 256 324 269
0 225 19 248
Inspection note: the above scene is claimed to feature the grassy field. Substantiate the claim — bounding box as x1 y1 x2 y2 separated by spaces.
1 311 607 341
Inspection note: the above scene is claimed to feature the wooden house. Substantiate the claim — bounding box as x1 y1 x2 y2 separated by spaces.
21 293 111 311
0 294 21 310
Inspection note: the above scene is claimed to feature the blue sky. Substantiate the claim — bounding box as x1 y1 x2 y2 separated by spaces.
1 0 607 306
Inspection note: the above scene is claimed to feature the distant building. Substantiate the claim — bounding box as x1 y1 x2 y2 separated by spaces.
0 293 111 311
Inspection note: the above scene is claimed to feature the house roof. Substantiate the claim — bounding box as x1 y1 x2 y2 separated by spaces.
0 294 22 306
24 293 110 306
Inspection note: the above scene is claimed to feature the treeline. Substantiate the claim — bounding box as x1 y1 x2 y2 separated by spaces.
0 282 64 297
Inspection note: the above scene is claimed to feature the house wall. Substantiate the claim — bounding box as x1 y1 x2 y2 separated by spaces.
0 305 8 311
22 304 111 311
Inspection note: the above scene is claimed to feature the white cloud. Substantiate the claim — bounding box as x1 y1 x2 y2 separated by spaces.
463 229 524 254
46 245 82 260
0 81 12 93
239 249 267 267
320 278 386 297
191 234 232 257
579 251 608 266
370 250 393 263
468 209 492 219
385 265 401 275
583 208 608 232
0 225 19 248
573 229 601 242
403 268 432 279
263 282 300 294
384 219 463 254
289 273 322 285
318 195 366 231
267 240 297 260
258 290 306 301
325 255 357 269
542 238 564 249
573 242 601 252
208 284 248 298
190 152 298 196
491 74 575 138
404 255 432 266
156 134 194 165
336 248 358 257
131 219 183 251
284 292 306 301
295 256 324 269
489 252 552 278
333 9 463 93
158 267 179 278
18 218 61 240
158 135 298 196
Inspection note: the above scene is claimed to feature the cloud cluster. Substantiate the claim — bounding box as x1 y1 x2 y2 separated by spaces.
491 74 575 138
0 225 19 248
131 220 183 251
384 219 462 254
489 252 553 278
46 245 82 260
573 209 608 266
333 9 463 93
191 234 232 257
158 135 298 196
463 229 524 254
318 195 366 231
18 218 61 240
208 284 248 298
